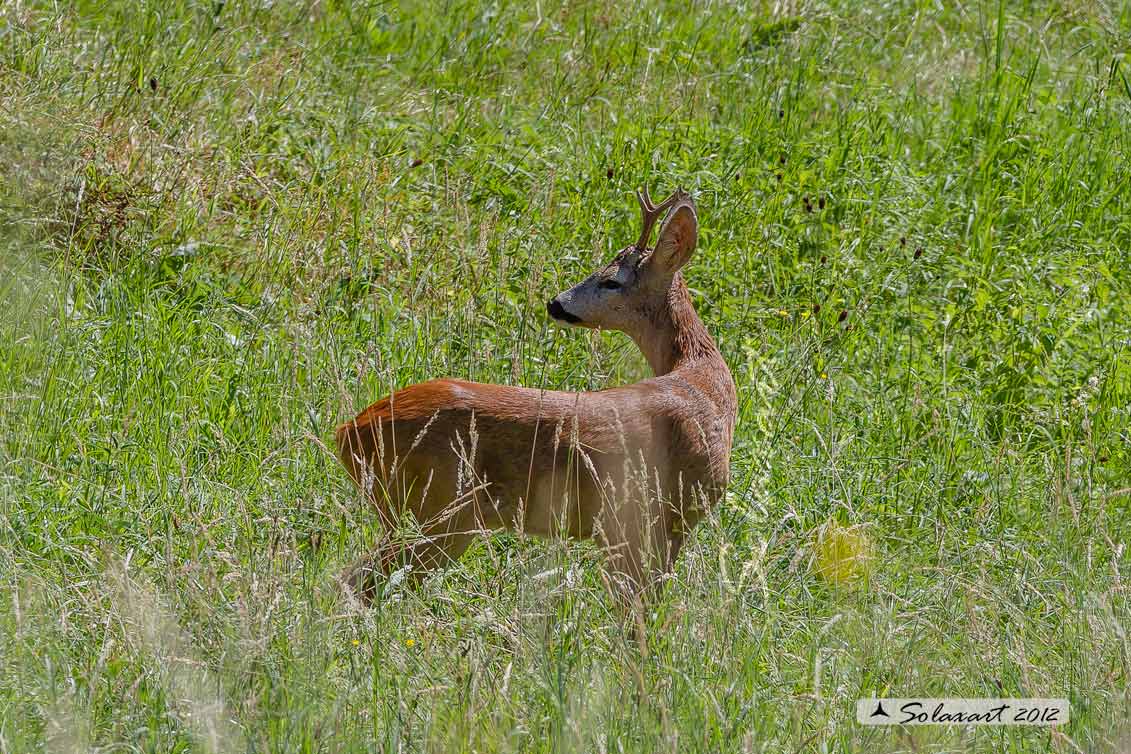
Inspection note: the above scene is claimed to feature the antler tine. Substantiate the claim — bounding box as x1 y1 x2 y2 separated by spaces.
634 186 681 251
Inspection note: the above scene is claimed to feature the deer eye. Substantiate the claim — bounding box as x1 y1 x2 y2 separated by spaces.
598 279 623 291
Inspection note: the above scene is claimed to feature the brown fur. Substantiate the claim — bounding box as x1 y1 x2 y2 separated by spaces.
335 191 736 602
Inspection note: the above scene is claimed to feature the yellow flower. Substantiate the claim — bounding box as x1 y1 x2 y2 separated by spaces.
405 638 416 648
813 522 873 587
820 372 828 379
777 309 789 317
351 639 360 647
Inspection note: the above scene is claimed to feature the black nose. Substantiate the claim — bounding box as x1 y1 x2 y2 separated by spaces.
547 299 582 324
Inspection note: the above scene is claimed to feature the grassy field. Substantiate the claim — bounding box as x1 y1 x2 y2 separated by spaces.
2 0 1130 751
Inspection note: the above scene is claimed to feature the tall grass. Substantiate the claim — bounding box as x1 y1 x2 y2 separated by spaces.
1 0 1129 751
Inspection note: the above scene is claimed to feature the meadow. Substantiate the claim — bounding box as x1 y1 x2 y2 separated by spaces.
2 0 1130 751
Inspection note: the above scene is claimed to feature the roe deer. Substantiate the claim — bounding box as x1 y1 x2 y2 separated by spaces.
336 188 736 604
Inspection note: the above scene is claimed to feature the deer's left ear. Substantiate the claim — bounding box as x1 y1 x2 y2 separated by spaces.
647 200 698 278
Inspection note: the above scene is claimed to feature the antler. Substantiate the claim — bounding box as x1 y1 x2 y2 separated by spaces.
634 187 681 251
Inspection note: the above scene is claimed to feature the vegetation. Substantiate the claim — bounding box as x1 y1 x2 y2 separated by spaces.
2 0 1129 751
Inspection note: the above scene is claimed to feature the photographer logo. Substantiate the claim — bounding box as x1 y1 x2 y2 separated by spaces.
856 698 1068 726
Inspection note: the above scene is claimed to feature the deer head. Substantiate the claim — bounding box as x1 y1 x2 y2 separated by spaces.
547 187 699 334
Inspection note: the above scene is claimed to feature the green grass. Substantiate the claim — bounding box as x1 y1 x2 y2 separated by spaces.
2 0 1130 751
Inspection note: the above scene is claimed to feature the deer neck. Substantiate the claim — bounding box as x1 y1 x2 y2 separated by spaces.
631 274 725 378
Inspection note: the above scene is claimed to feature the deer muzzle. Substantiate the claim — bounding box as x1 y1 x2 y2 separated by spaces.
547 298 582 324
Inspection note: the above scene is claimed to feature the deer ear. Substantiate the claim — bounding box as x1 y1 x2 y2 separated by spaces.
647 201 698 278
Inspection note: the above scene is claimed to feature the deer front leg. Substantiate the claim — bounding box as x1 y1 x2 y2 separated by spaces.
595 496 682 605
593 497 686 654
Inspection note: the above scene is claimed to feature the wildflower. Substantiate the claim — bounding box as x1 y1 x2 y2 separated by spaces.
405 638 416 648
814 522 873 587
352 639 360 647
